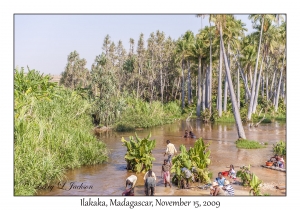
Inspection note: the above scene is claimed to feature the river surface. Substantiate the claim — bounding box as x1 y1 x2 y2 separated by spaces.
37 120 286 196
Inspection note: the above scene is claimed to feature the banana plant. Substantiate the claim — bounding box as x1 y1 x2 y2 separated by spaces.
171 145 191 188
121 133 156 173
188 138 211 183
249 174 262 196
171 138 212 187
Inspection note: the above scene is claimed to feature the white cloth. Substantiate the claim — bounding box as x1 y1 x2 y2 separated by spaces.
166 143 177 155
126 175 137 187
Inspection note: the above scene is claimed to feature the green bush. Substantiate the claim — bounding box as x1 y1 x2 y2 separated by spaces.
235 139 265 149
273 140 286 156
115 123 135 132
121 133 156 173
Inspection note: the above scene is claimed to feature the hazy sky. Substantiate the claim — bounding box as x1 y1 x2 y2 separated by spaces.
15 14 257 75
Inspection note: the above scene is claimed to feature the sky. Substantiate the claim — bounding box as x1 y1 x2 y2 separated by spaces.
15 14 257 75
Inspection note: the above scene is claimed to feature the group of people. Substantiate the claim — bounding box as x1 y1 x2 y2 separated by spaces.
210 168 235 196
123 169 157 196
123 140 176 196
123 138 238 196
183 130 196 138
269 154 285 168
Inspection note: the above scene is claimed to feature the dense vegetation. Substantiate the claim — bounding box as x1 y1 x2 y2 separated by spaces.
14 69 108 195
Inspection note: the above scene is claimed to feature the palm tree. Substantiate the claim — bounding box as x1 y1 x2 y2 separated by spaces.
247 14 277 120
182 31 195 106
211 14 246 139
176 31 194 108
193 28 210 117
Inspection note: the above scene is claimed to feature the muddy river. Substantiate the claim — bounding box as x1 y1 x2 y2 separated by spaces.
37 120 286 196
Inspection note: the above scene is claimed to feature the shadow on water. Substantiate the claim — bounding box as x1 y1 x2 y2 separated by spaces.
37 119 286 196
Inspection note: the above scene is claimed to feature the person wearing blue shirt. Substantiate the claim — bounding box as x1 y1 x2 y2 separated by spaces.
215 172 226 187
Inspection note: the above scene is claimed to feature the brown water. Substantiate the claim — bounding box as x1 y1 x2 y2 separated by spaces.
37 120 286 196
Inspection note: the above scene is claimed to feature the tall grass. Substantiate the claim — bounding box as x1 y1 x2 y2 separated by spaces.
115 98 182 131
14 69 108 195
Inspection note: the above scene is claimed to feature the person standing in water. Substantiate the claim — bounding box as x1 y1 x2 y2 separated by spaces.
144 169 156 196
163 140 177 167
161 159 172 188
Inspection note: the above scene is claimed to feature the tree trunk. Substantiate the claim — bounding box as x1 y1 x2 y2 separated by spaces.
275 70 283 112
271 70 279 103
245 73 248 103
220 26 246 139
247 16 264 120
275 50 286 111
266 71 269 101
202 63 206 111
171 77 176 100
181 61 185 109
233 52 251 99
249 66 253 89
205 64 209 109
209 20 213 114
284 77 286 105
261 74 264 99
188 60 191 105
223 75 228 112
280 76 284 99
237 66 240 109
269 64 277 101
175 77 180 100
160 68 163 103
218 41 223 117
252 55 265 113
197 57 202 117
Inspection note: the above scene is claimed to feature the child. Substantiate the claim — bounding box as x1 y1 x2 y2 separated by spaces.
161 159 172 187
228 164 237 183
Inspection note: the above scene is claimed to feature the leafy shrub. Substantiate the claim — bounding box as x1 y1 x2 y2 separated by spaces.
236 165 262 196
115 123 135 132
171 138 211 187
121 133 156 173
273 140 286 156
